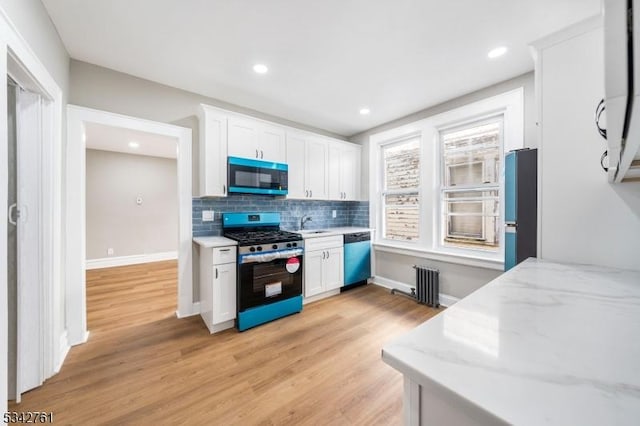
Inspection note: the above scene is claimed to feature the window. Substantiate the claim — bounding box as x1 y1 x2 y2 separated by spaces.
440 119 502 251
381 138 420 241
370 88 523 266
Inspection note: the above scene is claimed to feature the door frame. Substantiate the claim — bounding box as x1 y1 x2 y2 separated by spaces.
66 105 194 347
0 6 64 410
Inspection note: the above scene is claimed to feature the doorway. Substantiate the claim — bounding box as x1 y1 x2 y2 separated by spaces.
84 123 180 331
65 106 194 348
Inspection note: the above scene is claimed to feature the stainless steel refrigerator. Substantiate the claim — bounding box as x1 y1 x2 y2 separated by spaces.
505 148 537 271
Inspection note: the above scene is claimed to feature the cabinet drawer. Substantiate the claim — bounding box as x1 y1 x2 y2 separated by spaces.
305 235 343 252
212 246 236 264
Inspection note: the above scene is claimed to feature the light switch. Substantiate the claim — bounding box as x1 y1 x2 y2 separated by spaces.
202 210 215 222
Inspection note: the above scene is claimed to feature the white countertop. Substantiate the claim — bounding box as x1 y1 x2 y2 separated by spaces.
192 236 237 248
289 226 373 239
382 258 640 425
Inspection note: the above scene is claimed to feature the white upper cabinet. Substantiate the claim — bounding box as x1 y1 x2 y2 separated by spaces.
198 104 360 201
198 105 228 197
328 142 361 201
305 137 329 199
228 116 285 163
286 132 329 200
285 131 307 199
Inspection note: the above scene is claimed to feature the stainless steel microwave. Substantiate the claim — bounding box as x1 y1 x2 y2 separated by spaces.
227 156 288 196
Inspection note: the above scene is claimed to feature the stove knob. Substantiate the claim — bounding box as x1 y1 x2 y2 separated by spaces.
292 242 297 247
249 247 256 252
257 246 263 252
272 244 278 250
286 243 292 248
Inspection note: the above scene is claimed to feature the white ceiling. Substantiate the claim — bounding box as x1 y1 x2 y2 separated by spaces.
43 0 601 137
85 122 178 159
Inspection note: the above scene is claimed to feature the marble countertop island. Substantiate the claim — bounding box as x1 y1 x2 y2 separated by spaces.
382 258 640 425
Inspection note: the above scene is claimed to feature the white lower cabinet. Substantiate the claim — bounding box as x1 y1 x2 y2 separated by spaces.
200 246 237 333
304 236 344 298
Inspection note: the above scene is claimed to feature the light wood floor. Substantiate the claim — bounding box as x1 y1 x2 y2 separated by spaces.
10 260 441 425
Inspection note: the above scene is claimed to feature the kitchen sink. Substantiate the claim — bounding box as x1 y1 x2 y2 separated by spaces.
297 229 330 235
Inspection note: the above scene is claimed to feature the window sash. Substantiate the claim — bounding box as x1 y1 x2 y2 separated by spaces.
439 117 503 252
381 137 421 242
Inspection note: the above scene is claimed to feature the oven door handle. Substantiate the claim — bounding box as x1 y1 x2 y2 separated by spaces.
239 249 303 264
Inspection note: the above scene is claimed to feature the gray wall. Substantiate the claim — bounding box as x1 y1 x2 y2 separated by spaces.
349 72 536 299
70 60 345 197
86 149 178 260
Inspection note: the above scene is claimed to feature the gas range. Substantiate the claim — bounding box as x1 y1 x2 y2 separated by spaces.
223 229 303 255
222 212 304 332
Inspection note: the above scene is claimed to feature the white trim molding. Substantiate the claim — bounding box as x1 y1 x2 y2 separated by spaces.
372 276 460 307
176 301 200 319
66 105 195 348
86 251 179 270
54 331 70 374
1 5 65 409
373 243 504 271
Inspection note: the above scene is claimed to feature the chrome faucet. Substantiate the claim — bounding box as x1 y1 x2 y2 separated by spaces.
300 215 313 230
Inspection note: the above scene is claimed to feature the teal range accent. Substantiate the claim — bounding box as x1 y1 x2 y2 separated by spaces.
222 212 280 228
505 151 517 223
228 156 288 171
227 186 287 196
505 231 517 271
344 241 371 286
237 295 303 331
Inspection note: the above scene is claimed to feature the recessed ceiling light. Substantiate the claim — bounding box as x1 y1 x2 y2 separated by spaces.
359 108 371 115
488 46 508 59
253 64 269 74
128 141 140 149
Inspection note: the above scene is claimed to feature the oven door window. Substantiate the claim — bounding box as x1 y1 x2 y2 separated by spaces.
238 256 303 312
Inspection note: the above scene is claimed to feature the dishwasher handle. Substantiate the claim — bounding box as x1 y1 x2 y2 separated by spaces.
344 232 370 244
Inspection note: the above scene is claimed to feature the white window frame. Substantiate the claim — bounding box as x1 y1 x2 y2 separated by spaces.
437 115 504 256
369 88 524 270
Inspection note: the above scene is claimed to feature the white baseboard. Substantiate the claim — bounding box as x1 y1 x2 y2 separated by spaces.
372 275 460 307
55 331 70 373
86 251 178 270
439 293 460 307
176 301 201 318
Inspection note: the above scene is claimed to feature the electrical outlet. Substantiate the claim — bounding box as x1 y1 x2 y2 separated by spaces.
332 210 337 218
107 248 114 256
202 210 215 222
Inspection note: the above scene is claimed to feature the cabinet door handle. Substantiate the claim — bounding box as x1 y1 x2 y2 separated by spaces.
322 251 326 259
327 251 330 259
220 248 230 252
261 150 264 159
305 190 309 197
223 184 226 194
215 268 218 279
310 190 312 198
255 149 259 158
